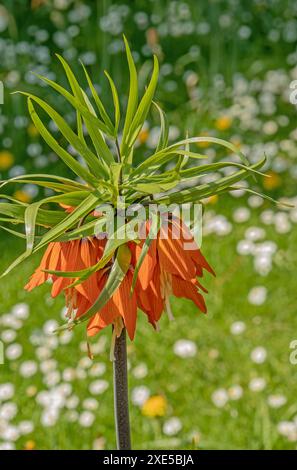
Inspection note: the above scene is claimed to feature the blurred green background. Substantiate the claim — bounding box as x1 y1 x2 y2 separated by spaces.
0 0 297 450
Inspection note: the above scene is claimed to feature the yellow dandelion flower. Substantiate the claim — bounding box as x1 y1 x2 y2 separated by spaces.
263 171 282 190
196 132 210 148
141 395 167 418
0 151 14 170
215 116 232 131
27 123 39 137
207 195 219 205
24 440 36 450
138 128 149 144
14 190 32 204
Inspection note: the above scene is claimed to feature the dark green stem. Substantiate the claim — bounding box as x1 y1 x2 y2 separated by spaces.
113 327 131 450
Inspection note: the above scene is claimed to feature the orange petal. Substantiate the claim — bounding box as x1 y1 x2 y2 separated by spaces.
172 275 207 313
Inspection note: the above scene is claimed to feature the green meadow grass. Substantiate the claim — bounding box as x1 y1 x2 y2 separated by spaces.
0 197 295 450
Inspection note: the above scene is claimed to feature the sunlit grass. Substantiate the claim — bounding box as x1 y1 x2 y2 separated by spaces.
0 198 295 450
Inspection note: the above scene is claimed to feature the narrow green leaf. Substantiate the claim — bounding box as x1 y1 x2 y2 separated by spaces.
35 193 101 251
123 55 159 160
80 61 114 133
104 71 120 133
27 98 98 187
24 94 107 179
153 101 169 153
121 36 138 155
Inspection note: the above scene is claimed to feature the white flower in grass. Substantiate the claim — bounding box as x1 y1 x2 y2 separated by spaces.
89 363 106 377
277 421 296 437
62 368 76 382
45 335 59 350
65 410 79 423
83 398 99 411
245 227 266 241
76 368 87 380
43 319 59 335
0 442 15 450
79 411 95 427
254 254 272 276
267 394 287 408
11 303 29 319
40 359 57 374
43 371 61 388
36 391 50 406
35 346 52 361
248 286 267 305
237 239 254 256
93 437 106 450
20 360 38 378
211 388 229 408
173 339 197 358
0 402 17 420
89 380 109 395
1 425 20 441
163 417 182 436
131 386 150 406
249 377 266 392
59 330 73 344
18 421 34 435
250 347 267 364
1 314 22 330
41 409 59 427
0 383 14 401
228 385 243 400
233 207 251 223
66 395 79 410
57 383 72 397
230 321 246 335
6 343 22 360
132 363 148 379
248 195 263 208
260 210 274 225
1 329 17 343
78 356 93 369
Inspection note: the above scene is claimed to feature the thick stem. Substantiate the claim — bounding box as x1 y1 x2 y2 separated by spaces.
113 327 131 450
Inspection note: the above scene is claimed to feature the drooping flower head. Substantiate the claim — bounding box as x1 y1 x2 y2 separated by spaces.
0 37 273 353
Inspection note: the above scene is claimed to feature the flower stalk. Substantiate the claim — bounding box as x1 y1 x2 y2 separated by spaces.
113 327 131 450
